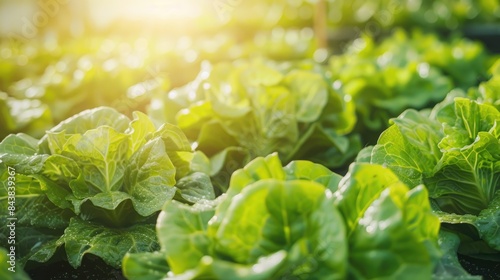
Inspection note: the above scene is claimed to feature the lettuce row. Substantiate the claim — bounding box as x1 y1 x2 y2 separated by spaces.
0 107 214 269
123 153 440 280
0 29 317 140
328 29 489 136
149 58 360 192
361 95 500 263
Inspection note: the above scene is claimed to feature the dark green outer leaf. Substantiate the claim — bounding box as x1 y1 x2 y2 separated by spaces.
432 230 481 280
475 193 500 251
61 218 158 269
175 172 215 204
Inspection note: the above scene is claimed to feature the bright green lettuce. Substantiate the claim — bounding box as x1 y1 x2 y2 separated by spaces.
149 58 360 191
123 153 440 279
335 163 440 279
432 230 482 280
0 107 214 270
362 96 500 262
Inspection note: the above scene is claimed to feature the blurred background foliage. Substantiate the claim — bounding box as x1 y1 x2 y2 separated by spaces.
0 0 499 139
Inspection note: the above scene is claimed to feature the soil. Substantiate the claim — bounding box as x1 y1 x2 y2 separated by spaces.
459 254 500 280
27 257 125 280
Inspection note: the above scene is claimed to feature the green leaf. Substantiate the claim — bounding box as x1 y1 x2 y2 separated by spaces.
126 111 157 157
61 218 159 268
439 98 500 149
212 179 347 278
195 121 240 157
0 133 38 156
284 194 347 279
152 58 357 172
348 185 439 279
153 123 192 153
1 108 199 270
226 153 285 198
25 237 62 265
125 138 177 217
17 195 72 230
283 160 342 192
334 163 403 233
475 194 500 251
175 172 215 204
122 252 170 280
366 95 500 258
49 126 129 193
176 101 213 139
335 164 440 279
0 134 46 174
426 131 500 215
44 107 130 135
370 109 443 187
213 181 273 263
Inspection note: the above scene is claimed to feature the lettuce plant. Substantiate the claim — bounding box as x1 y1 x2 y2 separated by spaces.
149 58 360 192
0 107 214 270
360 94 500 263
123 153 440 279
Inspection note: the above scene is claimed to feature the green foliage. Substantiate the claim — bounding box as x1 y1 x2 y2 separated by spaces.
329 29 489 137
362 93 500 262
0 107 212 269
123 153 440 280
149 58 360 185
0 29 316 140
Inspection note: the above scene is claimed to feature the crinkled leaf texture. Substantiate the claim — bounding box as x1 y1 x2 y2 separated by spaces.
0 133 71 269
363 96 500 261
123 154 440 280
0 107 213 269
61 218 159 268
